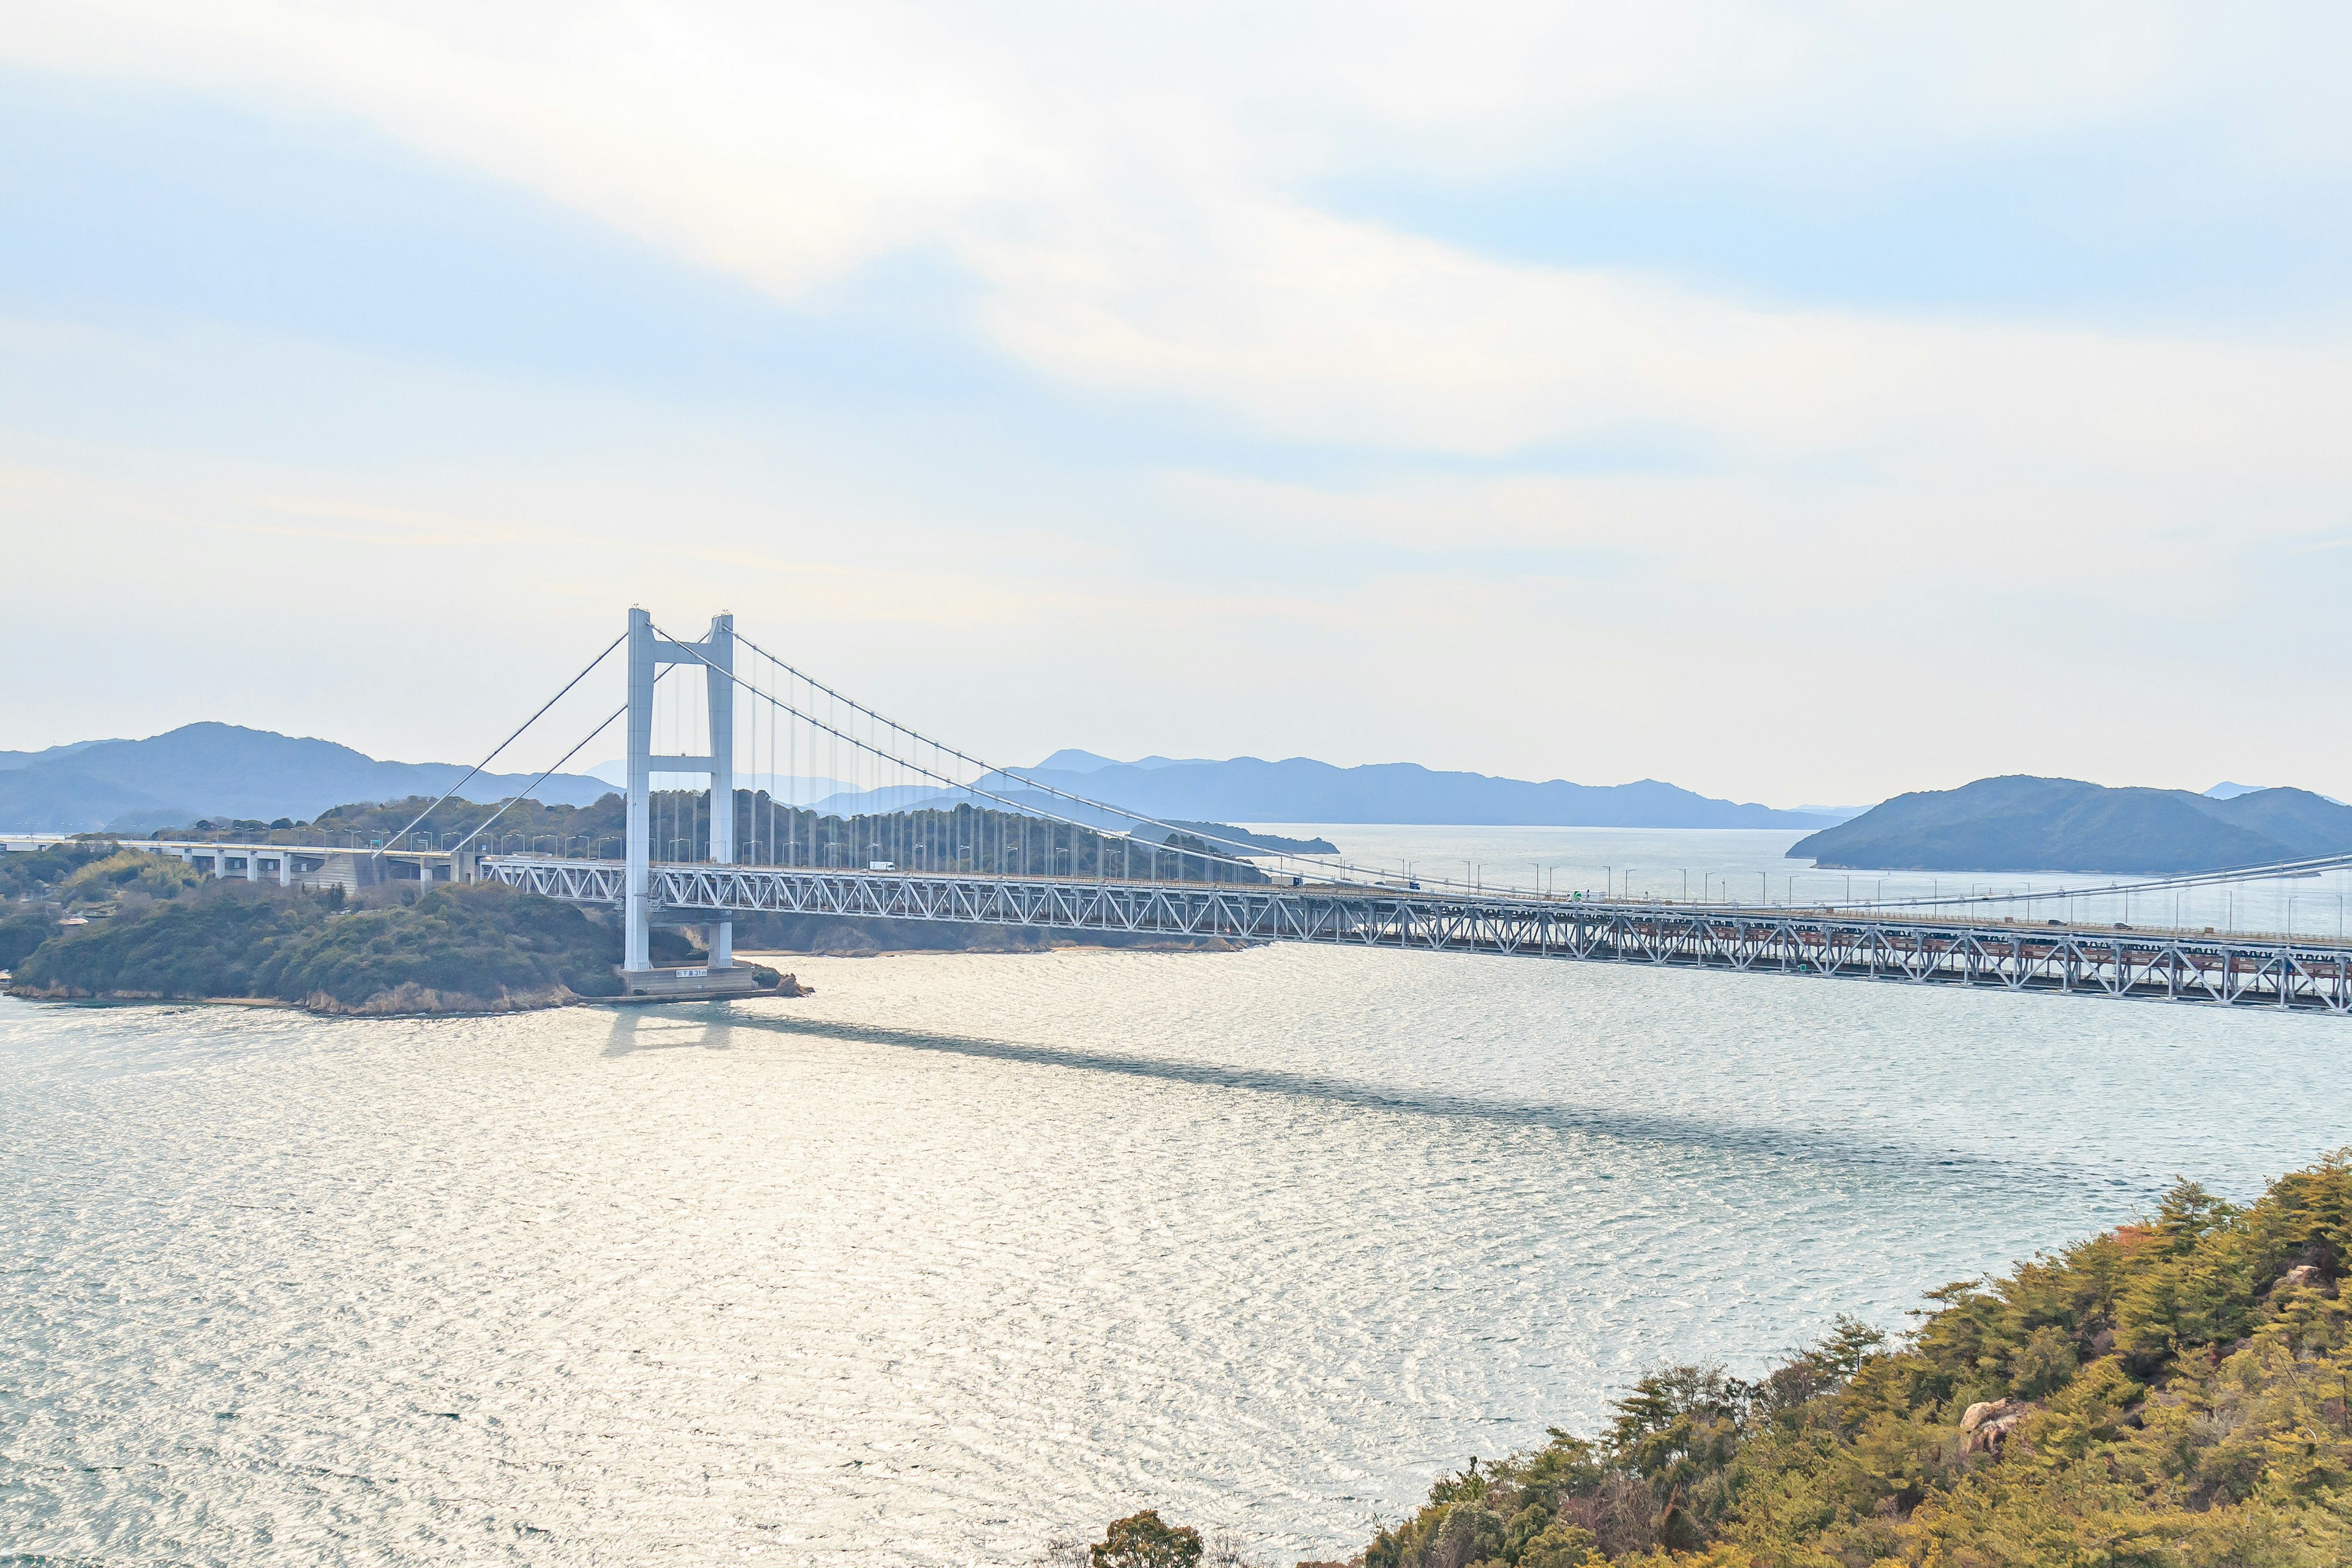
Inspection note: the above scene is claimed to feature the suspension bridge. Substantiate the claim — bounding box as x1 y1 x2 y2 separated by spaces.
385 609 2352 1016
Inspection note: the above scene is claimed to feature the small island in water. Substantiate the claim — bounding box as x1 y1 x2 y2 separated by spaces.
1 840 797 1014
1082 1153 2352 1567
1791 774 2352 875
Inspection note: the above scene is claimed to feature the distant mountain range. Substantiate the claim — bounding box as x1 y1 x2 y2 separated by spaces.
1790 775 2352 874
801 750 1839 830
0 724 614 832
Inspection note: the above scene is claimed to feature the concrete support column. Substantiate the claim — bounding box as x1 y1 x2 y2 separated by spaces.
624 608 655 972
278 854 290 888
704 611 734 970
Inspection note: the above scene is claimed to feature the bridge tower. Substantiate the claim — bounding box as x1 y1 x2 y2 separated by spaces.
623 607 735 973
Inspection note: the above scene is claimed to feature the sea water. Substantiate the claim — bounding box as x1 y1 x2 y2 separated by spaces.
3 827 2348 1564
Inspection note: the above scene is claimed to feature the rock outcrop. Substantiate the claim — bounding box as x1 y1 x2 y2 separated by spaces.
2274 1263 2322 1294
1959 1397 2027 1457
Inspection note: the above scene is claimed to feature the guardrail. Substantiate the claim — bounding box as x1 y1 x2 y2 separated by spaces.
479 858 2352 1016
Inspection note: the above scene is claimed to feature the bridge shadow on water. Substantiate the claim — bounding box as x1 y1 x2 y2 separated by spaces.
601 1007 742 1057
597 1003 2097 1193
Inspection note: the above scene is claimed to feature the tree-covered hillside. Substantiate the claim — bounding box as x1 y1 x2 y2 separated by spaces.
4 882 778 1012
1356 1155 2352 1567
149 791 1275 884
9 883 620 1009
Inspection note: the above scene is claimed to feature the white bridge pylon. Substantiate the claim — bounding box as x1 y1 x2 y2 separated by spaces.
624 607 734 974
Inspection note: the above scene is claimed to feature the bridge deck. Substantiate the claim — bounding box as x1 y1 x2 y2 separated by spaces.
480 858 2352 1015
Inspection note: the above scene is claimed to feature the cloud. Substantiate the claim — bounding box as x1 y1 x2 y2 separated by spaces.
6 4 2351 799
13 2 2351 470
8 2 1043 294
967 190 2352 477
2 318 2343 800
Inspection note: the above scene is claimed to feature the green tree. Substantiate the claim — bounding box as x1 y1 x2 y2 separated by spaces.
1515 1519 1601 1567
0 909 58 968
1090 1510 1202 1568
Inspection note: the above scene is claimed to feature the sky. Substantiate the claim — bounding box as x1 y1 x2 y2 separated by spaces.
2 2 2348 807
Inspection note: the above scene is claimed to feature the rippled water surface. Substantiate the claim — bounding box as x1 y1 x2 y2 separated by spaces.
5 829 2351 1564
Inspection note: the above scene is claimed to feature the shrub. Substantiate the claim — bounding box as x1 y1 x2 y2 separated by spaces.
0 909 58 968
20 888 309 998
0 840 116 900
1089 1511 1204 1568
255 883 624 1006
58 848 206 905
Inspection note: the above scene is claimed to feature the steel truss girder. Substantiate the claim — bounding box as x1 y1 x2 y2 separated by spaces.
477 858 2352 1016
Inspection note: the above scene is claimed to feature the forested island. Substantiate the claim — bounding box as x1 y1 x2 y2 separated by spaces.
0 840 790 1012
1156 821 1337 856
1791 775 2352 875
1092 1155 2352 1567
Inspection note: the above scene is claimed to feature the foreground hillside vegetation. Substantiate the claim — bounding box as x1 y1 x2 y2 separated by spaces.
1343 1155 2352 1568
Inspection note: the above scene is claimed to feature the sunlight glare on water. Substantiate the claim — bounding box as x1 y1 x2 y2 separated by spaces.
4 829 2350 1563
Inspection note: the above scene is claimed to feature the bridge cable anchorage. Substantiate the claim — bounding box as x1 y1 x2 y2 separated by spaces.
659 622 1504 899
443 702 628 859
371 632 626 862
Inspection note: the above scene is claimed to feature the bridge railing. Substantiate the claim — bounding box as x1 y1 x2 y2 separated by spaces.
477 856 2352 1015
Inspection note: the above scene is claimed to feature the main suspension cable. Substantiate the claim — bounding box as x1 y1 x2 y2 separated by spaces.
658 625 1260 865
655 623 1461 894
446 703 628 859
731 628 2352 911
